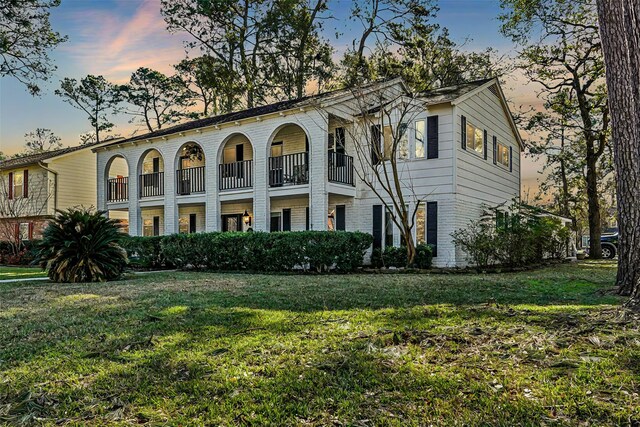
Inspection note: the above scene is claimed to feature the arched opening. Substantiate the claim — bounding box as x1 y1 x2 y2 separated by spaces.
218 133 254 191
105 155 129 202
138 149 164 198
176 142 205 195
268 124 309 187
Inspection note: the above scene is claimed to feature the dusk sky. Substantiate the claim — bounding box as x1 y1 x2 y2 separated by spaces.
0 0 544 191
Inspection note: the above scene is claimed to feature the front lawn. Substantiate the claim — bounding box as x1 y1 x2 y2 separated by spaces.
0 262 638 425
0 266 47 280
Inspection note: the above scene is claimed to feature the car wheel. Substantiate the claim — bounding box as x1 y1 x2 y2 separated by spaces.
601 244 616 259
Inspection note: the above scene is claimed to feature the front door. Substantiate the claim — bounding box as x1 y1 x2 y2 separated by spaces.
222 214 242 232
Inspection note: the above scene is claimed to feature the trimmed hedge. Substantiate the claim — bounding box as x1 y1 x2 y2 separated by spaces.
122 231 373 273
370 244 434 269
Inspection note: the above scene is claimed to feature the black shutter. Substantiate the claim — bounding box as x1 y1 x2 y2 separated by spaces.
461 115 467 150
153 216 160 236
336 205 346 231
372 205 383 249
483 130 488 160
189 213 197 233
427 115 439 159
493 136 497 165
371 125 381 165
282 209 291 231
426 202 437 257
305 207 309 230
509 146 513 172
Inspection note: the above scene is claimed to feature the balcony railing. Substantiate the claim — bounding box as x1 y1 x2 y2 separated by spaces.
139 172 164 198
176 166 205 195
269 152 308 187
219 160 253 191
107 177 128 202
328 152 355 186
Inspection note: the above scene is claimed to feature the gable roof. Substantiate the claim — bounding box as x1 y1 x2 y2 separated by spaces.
418 78 494 105
98 78 406 150
0 139 117 171
418 77 524 150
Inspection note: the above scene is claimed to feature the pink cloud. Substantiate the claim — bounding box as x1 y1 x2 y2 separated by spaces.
61 0 185 82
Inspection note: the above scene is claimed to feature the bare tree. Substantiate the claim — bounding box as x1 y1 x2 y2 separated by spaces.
0 170 53 255
324 83 426 264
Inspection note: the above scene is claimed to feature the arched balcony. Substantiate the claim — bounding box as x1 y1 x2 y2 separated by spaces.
218 134 253 191
105 155 129 202
176 142 205 195
138 149 164 198
268 124 309 187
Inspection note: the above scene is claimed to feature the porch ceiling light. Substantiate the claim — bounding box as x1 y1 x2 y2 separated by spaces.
243 210 252 226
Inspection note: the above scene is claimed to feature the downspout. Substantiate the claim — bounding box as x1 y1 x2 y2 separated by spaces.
38 162 58 214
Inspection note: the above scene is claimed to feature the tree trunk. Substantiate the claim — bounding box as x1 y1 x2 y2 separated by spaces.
596 0 640 299
585 154 603 258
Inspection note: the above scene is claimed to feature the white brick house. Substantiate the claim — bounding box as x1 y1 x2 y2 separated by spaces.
94 77 522 267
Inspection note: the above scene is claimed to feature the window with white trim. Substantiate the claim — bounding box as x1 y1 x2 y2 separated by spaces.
497 142 509 167
19 223 29 241
398 122 409 159
13 171 23 198
465 122 484 156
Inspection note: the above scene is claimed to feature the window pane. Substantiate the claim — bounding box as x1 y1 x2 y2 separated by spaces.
143 219 153 237
13 172 23 198
466 123 474 149
415 120 425 158
398 123 409 159
19 223 29 241
416 205 426 245
474 128 483 154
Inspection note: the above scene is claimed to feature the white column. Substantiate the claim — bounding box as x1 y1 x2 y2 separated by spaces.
253 141 269 231
127 162 140 236
309 111 329 230
163 164 176 235
205 160 219 231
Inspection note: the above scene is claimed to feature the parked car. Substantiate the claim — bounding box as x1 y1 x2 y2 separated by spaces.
600 233 618 259
585 232 618 259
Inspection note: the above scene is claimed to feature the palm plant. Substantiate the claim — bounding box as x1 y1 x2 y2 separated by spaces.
35 208 128 282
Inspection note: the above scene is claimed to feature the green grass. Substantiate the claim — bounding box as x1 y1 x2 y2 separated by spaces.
0 261 638 426
0 266 47 280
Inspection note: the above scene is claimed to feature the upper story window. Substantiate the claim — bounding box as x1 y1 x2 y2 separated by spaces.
398 123 409 159
13 171 24 198
415 120 425 158
466 121 484 156
497 142 510 167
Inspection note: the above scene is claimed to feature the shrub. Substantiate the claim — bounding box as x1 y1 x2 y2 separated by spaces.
0 240 39 266
126 231 372 273
34 208 128 282
451 202 571 269
369 244 433 269
120 235 169 269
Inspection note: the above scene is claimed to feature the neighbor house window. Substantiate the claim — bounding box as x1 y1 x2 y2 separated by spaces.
497 143 510 167
415 120 425 158
466 122 484 155
13 171 24 198
19 223 30 241
398 123 409 159
416 203 426 245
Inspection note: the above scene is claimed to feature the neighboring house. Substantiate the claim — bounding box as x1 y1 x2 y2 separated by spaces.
0 141 117 242
94 77 522 267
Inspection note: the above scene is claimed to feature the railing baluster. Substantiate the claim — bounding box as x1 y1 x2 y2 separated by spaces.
327 152 355 186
